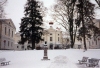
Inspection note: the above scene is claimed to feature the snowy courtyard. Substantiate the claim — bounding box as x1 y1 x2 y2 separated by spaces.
0 49 100 68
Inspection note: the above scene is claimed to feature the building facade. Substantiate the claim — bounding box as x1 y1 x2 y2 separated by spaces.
86 19 100 49
0 19 16 50
74 19 100 49
40 26 63 49
14 22 66 50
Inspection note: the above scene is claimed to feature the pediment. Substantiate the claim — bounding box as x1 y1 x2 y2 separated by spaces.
0 19 16 29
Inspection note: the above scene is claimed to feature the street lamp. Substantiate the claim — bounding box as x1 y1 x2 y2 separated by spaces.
42 41 50 60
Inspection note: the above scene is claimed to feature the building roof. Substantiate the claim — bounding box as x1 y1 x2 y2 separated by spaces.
0 18 16 29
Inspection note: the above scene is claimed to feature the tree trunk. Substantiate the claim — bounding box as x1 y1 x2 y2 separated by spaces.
81 0 87 51
73 26 77 47
82 22 87 50
69 18 74 48
32 40 35 50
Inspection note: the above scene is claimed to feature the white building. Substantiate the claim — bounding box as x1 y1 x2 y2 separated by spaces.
40 25 63 49
0 19 16 50
86 19 100 49
14 22 67 50
74 19 100 49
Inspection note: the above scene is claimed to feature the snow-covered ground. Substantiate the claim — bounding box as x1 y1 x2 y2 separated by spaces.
0 49 100 68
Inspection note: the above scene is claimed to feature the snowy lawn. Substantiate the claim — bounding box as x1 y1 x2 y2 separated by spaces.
0 49 100 68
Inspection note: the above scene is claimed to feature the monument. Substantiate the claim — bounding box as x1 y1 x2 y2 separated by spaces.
42 41 50 60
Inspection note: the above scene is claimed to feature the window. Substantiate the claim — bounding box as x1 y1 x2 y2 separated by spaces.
12 31 13 37
50 33 52 35
8 41 9 46
50 37 52 41
58 34 59 35
58 37 59 41
17 46 18 48
9 29 10 36
4 40 6 46
78 45 81 49
5 27 6 35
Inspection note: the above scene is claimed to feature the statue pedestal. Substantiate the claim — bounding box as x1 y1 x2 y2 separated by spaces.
42 47 50 60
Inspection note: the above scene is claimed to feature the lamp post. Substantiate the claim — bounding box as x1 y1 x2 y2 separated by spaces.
42 41 50 60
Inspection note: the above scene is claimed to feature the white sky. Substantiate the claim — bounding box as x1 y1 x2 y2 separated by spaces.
4 0 100 32
5 0 56 32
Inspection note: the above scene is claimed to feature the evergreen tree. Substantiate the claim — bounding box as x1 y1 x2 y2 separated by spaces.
19 0 43 50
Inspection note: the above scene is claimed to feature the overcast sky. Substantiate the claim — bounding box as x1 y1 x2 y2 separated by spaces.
5 0 56 32
4 0 100 32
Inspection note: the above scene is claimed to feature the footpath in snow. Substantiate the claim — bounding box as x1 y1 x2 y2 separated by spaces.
48 55 78 68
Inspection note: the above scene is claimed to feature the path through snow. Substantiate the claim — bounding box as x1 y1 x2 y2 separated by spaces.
48 55 78 68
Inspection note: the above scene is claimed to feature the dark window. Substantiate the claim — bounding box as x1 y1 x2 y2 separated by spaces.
12 31 13 37
4 40 6 46
17 46 19 48
78 45 81 49
58 34 59 35
50 33 52 35
50 37 52 41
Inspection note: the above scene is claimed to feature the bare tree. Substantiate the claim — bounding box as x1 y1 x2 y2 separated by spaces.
95 0 100 7
76 0 96 51
52 0 78 48
0 0 7 18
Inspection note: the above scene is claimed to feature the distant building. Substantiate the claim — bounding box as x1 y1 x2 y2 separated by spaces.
39 22 63 49
0 19 16 50
74 19 100 49
14 22 68 50
86 19 100 49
